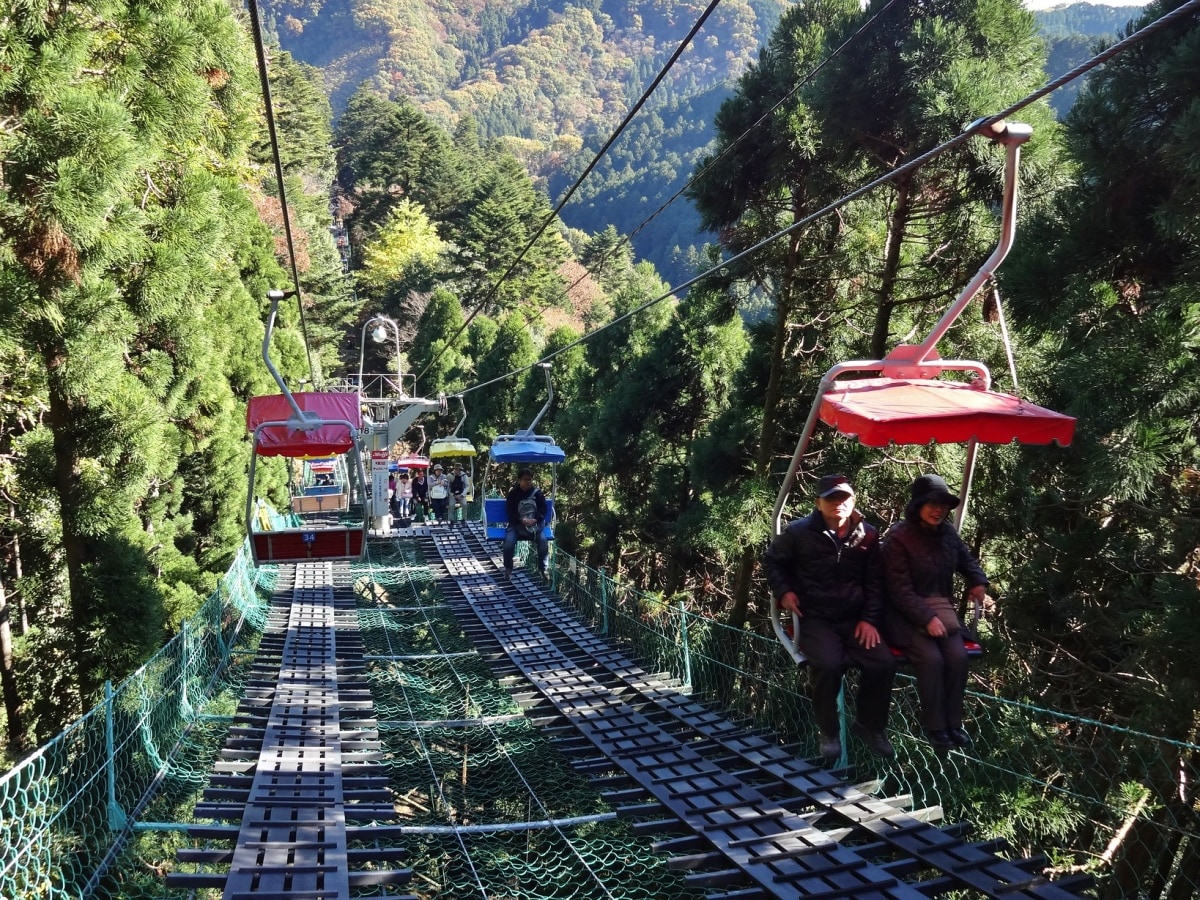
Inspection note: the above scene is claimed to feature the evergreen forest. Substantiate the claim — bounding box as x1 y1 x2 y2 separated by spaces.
1 0 1199 880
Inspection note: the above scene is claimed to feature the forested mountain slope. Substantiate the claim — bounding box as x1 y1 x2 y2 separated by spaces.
268 0 1148 284
263 0 787 284
1036 2 1148 114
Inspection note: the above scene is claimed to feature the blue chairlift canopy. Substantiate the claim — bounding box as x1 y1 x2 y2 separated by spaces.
488 433 566 464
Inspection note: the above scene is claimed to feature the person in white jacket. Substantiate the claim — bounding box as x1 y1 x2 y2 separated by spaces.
427 464 451 523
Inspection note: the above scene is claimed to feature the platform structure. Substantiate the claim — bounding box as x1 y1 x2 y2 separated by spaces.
167 561 412 899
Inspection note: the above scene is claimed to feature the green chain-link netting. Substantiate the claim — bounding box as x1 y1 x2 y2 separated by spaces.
3 534 1197 898
0 545 265 899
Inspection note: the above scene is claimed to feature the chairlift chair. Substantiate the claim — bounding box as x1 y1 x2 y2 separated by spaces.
246 290 369 565
393 453 430 472
770 121 1077 665
429 396 479 520
480 364 565 540
290 456 350 515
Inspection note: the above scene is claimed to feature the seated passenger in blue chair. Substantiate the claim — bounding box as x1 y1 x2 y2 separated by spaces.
503 468 548 579
449 462 471 524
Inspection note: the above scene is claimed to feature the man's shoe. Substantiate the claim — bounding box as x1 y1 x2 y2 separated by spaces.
851 721 895 759
502 569 512 580
927 730 954 750
817 734 842 760
947 727 973 747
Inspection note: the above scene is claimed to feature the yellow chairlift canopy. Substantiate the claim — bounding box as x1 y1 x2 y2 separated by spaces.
429 437 477 458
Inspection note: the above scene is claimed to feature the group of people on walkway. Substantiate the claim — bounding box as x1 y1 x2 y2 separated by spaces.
386 459 551 582
389 462 472 524
763 472 989 760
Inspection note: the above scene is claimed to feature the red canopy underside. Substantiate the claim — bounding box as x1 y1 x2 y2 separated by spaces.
820 378 1076 447
247 393 361 457
394 455 430 470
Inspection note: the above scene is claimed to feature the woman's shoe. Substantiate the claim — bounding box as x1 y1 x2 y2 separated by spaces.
927 730 954 750
947 727 973 747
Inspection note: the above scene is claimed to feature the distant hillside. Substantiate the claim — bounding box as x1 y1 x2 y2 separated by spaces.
1035 2 1148 116
1034 1 1145 38
263 0 1142 287
260 0 784 286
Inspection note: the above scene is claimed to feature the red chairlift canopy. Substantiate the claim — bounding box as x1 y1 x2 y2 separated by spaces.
819 378 1076 447
394 454 430 471
246 392 362 457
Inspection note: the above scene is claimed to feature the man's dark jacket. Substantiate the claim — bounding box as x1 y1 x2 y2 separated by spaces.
762 509 884 625
506 483 548 537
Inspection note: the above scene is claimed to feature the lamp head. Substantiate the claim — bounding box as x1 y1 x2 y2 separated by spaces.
371 324 388 343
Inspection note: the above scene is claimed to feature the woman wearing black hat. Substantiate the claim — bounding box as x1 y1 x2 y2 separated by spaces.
881 474 989 750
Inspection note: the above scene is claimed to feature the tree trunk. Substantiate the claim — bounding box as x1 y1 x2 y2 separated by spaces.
42 350 96 707
0 574 25 754
870 173 913 360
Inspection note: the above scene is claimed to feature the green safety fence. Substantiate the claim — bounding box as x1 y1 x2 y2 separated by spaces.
0 542 267 900
540 546 1200 899
3 533 1197 898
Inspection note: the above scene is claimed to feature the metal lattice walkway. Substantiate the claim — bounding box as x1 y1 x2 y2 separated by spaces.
167 561 413 899
424 524 1093 900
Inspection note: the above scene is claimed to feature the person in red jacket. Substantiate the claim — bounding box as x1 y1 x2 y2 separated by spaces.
882 474 989 751
763 474 896 760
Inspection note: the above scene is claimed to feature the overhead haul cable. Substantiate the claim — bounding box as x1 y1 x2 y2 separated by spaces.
247 0 318 387
464 0 904 382
457 0 1200 398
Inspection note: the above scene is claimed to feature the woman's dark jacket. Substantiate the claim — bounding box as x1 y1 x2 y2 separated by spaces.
762 509 884 625
881 504 988 642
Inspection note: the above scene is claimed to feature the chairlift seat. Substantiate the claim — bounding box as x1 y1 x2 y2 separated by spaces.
394 454 430 470
820 378 1076 447
483 497 556 541
890 639 984 666
488 434 566 464
252 527 366 563
246 392 360 456
246 391 366 565
429 437 477 458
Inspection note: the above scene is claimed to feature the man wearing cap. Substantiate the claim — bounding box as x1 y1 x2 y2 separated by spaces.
881 473 989 750
449 462 472 525
763 474 896 760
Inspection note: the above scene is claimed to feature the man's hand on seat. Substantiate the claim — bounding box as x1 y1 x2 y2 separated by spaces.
854 620 881 649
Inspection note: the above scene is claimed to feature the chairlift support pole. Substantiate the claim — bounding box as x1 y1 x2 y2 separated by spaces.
521 363 554 437
263 290 316 427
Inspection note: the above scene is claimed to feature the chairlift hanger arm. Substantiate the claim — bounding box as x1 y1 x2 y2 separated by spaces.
262 289 311 426
450 395 468 437
521 364 554 436
913 120 1031 364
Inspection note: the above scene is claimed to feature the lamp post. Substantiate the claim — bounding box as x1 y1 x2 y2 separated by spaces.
357 313 404 396
358 314 403 530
